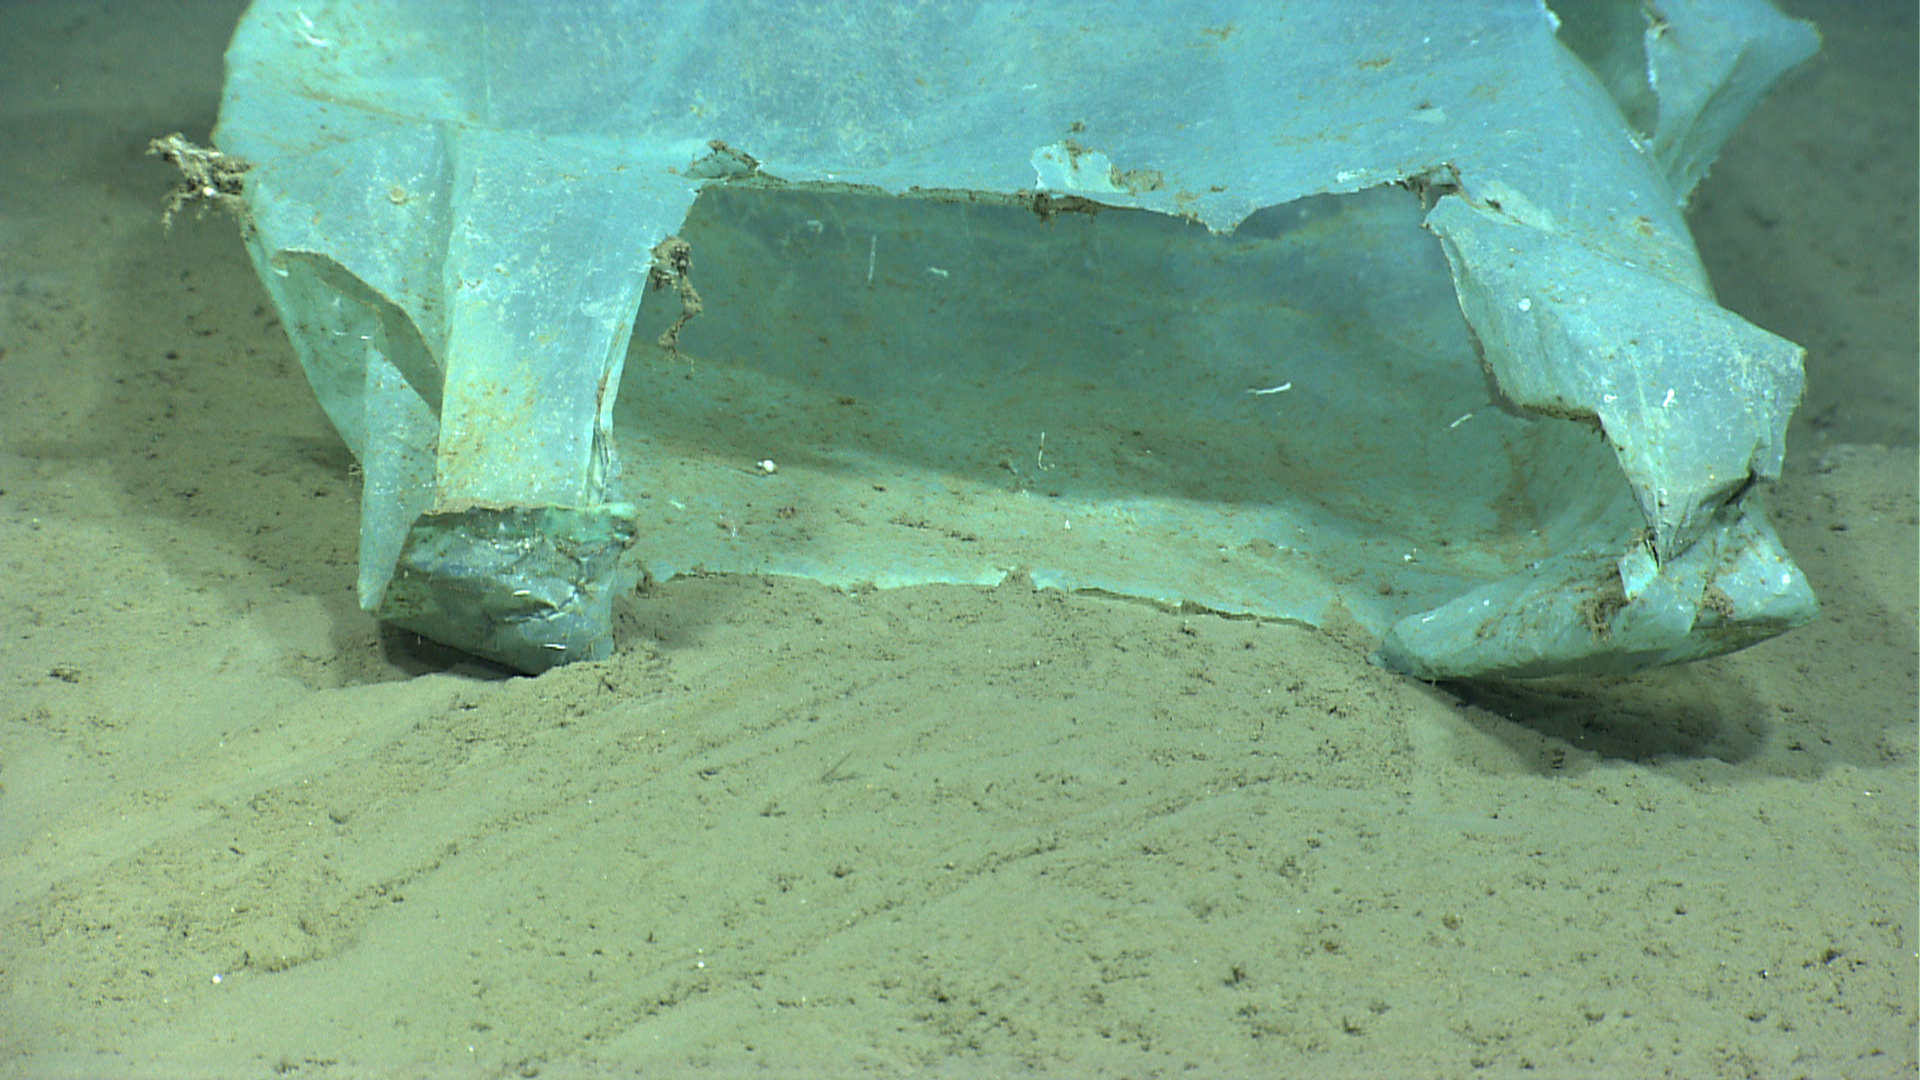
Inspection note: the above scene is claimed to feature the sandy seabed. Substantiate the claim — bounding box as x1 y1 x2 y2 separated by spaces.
1 2 1914 1078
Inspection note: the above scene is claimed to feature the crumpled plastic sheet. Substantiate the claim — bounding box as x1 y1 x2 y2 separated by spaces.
206 0 1820 677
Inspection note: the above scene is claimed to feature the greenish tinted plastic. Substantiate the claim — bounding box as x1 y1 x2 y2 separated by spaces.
210 0 1819 677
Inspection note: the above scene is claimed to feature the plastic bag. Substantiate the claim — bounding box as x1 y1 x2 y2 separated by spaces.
193 0 1820 677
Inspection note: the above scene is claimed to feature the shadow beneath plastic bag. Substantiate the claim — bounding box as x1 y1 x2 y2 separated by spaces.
1439 668 1771 768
